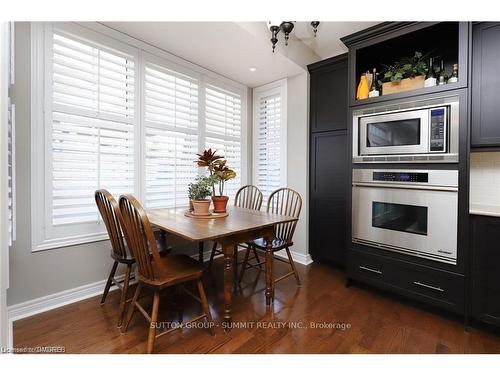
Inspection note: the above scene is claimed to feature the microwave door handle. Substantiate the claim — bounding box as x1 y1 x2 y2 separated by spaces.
351 182 458 192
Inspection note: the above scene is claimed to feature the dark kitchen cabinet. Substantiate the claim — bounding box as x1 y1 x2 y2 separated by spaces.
471 215 500 326
309 55 348 133
308 54 348 265
471 22 500 147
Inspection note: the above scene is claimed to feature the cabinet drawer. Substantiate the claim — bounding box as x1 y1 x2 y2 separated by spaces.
348 250 464 313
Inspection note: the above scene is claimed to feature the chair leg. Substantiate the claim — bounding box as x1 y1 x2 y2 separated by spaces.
117 264 133 327
253 247 262 269
196 279 215 336
208 242 218 269
121 283 141 334
238 246 252 283
100 261 118 305
147 291 160 354
285 247 301 286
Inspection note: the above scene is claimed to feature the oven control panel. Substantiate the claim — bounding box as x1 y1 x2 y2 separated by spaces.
429 107 447 152
373 171 429 183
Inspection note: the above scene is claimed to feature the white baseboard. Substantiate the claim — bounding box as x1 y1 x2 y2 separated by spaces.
274 249 313 265
8 274 130 323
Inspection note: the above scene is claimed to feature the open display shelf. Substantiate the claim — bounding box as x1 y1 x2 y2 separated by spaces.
351 22 467 106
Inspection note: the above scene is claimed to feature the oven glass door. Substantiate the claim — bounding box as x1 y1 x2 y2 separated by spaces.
359 108 430 156
352 185 458 263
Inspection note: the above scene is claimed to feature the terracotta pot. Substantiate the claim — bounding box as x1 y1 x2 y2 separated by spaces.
192 199 211 215
212 195 229 213
189 199 194 211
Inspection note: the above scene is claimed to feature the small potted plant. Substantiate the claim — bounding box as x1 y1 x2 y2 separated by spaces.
188 176 214 216
196 149 236 214
212 160 236 213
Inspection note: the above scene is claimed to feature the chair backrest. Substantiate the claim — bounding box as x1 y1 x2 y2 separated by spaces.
95 189 128 259
267 188 302 244
234 185 263 211
118 195 163 281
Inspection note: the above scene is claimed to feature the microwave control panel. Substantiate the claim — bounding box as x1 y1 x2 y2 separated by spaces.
429 107 447 152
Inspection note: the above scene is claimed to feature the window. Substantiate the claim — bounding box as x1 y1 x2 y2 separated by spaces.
253 80 287 201
143 58 199 209
205 83 242 198
32 23 247 251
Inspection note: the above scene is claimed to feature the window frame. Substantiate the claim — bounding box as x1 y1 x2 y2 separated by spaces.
31 22 247 252
252 79 287 201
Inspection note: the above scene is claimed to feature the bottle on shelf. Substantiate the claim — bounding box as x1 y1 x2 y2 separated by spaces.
356 73 369 100
368 68 380 98
438 60 447 86
448 63 459 83
424 57 437 87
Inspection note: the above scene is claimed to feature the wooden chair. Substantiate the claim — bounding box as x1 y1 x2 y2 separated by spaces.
95 189 169 327
239 188 302 292
118 194 215 354
208 185 264 269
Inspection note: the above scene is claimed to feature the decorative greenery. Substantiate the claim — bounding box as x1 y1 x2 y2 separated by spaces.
188 176 216 201
381 51 429 83
212 160 237 196
195 149 236 196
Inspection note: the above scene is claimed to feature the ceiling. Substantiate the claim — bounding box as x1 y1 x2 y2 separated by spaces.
293 21 379 59
102 22 378 88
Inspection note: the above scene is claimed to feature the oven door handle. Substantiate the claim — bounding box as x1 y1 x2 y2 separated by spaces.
352 182 458 192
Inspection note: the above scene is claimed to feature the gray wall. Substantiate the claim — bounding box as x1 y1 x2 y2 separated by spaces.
286 72 309 257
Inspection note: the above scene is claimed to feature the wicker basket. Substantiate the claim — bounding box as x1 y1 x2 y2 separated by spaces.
382 75 425 96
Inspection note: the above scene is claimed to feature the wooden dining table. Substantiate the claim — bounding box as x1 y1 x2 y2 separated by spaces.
147 205 297 324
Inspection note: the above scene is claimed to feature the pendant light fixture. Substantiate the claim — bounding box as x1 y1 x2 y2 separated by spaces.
268 21 320 52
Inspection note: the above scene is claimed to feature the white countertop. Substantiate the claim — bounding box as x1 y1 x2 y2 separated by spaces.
470 203 500 217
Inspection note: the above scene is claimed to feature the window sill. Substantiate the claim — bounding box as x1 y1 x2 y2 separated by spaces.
31 232 109 253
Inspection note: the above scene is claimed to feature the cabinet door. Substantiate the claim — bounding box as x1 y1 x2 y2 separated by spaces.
310 131 348 264
471 22 500 147
471 215 500 326
310 60 348 133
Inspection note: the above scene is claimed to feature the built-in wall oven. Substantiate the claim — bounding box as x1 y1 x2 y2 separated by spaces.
352 97 459 163
352 169 458 264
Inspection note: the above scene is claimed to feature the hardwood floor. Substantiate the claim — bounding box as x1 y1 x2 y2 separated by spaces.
13 255 500 353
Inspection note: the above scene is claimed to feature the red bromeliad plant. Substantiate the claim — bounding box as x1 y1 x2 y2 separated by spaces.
195 149 224 195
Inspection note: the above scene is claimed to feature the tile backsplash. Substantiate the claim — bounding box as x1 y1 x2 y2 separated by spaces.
470 152 500 206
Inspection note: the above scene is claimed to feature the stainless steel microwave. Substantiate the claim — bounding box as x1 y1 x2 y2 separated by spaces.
352 97 459 163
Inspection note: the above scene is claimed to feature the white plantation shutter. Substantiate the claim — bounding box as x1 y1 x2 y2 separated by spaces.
253 81 287 202
48 26 136 230
205 84 242 198
143 60 199 208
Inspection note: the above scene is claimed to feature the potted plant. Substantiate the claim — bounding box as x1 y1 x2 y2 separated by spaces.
212 160 236 213
195 149 236 213
380 51 429 95
188 176 214 216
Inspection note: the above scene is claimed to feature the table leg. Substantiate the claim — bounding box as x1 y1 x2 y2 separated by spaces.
264 231 274 306
233 245 238 292
222 242 234 325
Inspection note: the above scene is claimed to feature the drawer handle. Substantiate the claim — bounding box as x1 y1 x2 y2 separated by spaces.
413 281 444 292
359 265 382 275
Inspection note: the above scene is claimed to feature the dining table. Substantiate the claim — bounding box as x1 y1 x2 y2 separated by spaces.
146 205 297 325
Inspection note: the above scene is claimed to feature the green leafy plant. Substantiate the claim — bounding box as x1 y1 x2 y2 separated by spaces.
188 176 216 201
381 51 429 83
